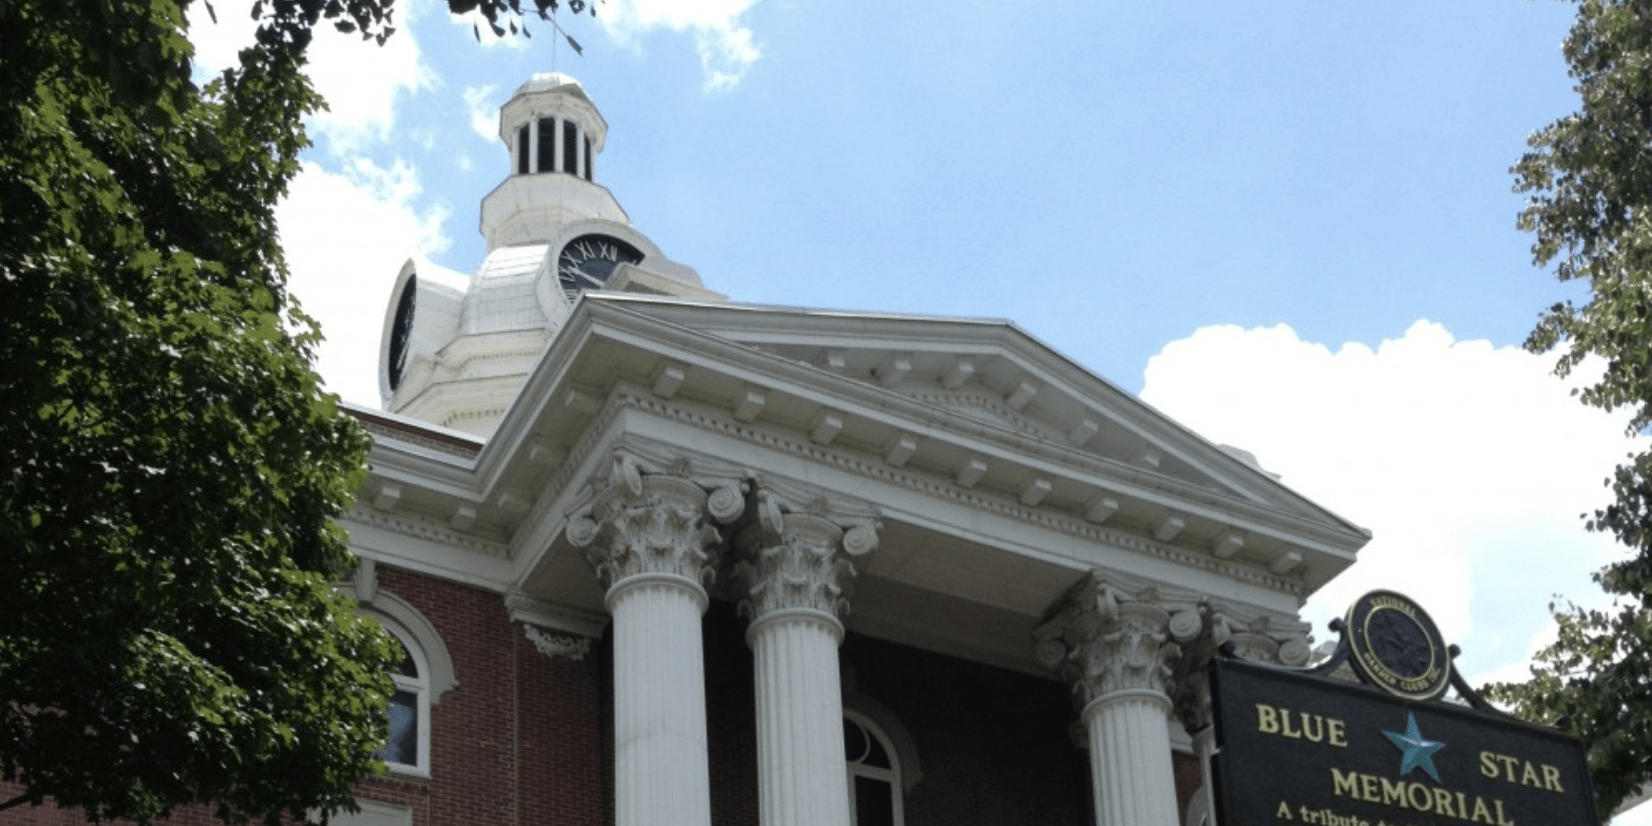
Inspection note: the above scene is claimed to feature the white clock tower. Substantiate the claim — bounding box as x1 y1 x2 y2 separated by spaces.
377 73 722 436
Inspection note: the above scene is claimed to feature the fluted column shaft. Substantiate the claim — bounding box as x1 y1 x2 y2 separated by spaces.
570 460 746 826
1084 689 1180 826
750 609 850 826
736 503 880 826
609 574 713 826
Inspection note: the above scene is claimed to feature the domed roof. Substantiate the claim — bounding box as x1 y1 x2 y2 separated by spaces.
512 72 588 101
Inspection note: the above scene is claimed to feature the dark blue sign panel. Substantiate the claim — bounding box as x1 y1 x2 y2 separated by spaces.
1210 658 1600 826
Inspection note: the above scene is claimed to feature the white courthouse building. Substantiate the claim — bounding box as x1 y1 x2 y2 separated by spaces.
335 73 1370 826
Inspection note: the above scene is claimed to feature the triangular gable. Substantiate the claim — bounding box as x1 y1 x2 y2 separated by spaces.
592 294 1362 535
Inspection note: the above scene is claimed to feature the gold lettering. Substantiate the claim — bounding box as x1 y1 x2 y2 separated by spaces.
1280 709 1302 739
1433 787 1457 818
1331 768 1359 798
1301 713 1325 743
1472 796 1494 824
1542 764 1563 793
1326 718 1348 747
1381 777 1408 808
1254 705 1349 748
1407 782 1432 811
1361 774 1381 804
1370 596 1418 618
1481 751 1566 795
1521 761 1541 787
1257 704 1279 735
1495 798 1515 826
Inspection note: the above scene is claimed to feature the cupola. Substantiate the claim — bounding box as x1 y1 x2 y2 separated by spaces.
479 73 629 252
380 74 722 437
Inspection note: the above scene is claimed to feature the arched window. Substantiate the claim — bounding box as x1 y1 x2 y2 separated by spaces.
378 624 430 776
844 712 904 826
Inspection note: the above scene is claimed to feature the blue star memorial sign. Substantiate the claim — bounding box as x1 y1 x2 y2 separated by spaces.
1384 711 1446 782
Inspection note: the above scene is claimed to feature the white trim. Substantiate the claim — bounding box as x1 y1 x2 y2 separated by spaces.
329 799 413 826
842 695 922 791
844 711 905 826
378 622 432 779
363 589 458 703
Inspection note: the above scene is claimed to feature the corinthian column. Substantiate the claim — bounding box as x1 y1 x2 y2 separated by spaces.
1033 574 1204 826
733 487 880 826
567 452 747 826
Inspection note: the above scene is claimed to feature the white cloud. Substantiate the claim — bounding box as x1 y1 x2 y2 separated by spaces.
304 18 438 154
463 85 501 141
1139 320 1642 678
188 0 437 154
280 159 452 408
190 0 439 151
600 0 764 92
187 1 258 76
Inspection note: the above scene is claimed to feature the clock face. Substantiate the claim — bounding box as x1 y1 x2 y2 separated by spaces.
387 277 417 391
557 234 644 293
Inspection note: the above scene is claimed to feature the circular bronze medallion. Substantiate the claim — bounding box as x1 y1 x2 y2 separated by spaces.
1344 590 1450 701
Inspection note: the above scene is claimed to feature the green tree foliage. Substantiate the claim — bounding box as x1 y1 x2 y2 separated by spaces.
1492 0 1652 817
0 0 575 822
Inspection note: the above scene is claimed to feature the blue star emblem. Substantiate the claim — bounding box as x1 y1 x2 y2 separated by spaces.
1384 711 1446 783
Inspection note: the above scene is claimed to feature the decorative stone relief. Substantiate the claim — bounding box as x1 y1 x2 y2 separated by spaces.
1032 572 1202 704
732 481 881 622
1172 599 1318 735
565 447 749 591
1073 602 1179 700
522 623 592 661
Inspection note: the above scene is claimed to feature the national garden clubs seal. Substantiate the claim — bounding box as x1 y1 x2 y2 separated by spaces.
1345 590 1451 701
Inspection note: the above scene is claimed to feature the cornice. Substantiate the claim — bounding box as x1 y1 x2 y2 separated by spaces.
586 299 1372 537
572 301 1365 544
907 390 1052 439
343 505 510 560
358 417 482 462
608 390 1308 598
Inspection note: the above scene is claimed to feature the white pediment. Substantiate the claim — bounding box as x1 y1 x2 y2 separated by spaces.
592 297 1344 522
347 293 1370 675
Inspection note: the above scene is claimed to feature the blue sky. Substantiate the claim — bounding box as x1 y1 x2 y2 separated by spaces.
196 2 1645 803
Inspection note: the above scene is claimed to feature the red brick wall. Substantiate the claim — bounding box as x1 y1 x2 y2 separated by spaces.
1174 749 1203 823
350 567 608 826
831 630 1095 826
3 574 1212 826
0 566 610 826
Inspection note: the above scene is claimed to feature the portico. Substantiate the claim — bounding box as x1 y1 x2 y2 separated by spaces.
338 73 1370 826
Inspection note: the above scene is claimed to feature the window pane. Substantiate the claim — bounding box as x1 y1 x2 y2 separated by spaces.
384 689 419 766
853 776 895 826
843 718 868 763
391 640 418 678
536 118 555 173
583 137 592 181
516 125 529 174
562 120 578 174
863 732 891 769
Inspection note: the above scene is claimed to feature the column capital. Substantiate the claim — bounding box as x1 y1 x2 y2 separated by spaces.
1174 600 1316 734
1033 572 1204 705
566 448 749 602
732 482 881 630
